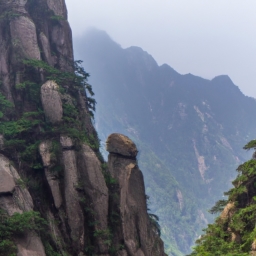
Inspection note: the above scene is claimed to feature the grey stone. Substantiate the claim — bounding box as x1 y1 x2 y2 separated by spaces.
4 0 27 13
16 232 46 256
77 144 109 253
39 32 54 66
10 16 40 60
0 155 16 194
46 0 67 19
62 146 84 249
106 133 138 157
108 152 166 256
60 136 73 148
51 22 73 71
39 141 52 167
0 170 15 194
41 80 63 123
39 141 63 209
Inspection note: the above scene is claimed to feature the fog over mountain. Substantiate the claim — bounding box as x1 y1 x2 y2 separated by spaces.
66 0 256 98
73 28 256 255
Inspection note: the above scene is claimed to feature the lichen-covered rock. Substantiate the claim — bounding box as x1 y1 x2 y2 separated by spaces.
107 135 166 256
77 143 109 253
0 31 13 102
10 16 40 60
117 250 128 256
41 80 63 123
0 167 15 194
106 133 138 157
39 141 63 209
39 141 52 167
51 22 73 71
4 0 27 13
46 211 67 254
0 155 33 212
46 0 67 19
0 155 46 255
16 232 46 256
39 32 55 66
61 136 84 251
60 135 73 149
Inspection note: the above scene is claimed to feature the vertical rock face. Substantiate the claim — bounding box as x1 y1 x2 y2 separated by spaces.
0 155 46 256
41 80 63 123
0 0 166 255
107 134 166 256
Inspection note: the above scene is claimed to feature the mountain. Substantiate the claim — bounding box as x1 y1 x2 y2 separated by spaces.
0 2 165 256
74 28 256 255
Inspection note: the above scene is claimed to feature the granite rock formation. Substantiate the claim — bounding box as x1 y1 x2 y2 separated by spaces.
0 0 166 255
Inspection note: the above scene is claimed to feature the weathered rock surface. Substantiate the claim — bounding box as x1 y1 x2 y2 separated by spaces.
106 133 138 157
0 168 15 194
41 80 63 123
107 134 166 256
0 0 167 254
0 155 46 256
16 232 46 256
46 0 67 19
39 32 55 66
39 141 63 209
10 16 40 60
220 202 235 219
77 143 109 253
61 136 84 251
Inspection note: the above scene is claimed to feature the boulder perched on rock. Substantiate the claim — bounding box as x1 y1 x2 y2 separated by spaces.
106 133 138 157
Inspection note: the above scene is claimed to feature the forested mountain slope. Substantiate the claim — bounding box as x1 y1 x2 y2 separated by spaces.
75 29 256 255
189 142 256 255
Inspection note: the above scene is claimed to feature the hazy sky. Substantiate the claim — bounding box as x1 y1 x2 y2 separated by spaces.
65 0 256 98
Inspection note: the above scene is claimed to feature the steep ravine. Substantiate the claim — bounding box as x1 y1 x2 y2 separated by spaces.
0 1 166 255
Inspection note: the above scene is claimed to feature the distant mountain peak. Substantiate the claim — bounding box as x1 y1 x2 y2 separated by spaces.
211 75 234 84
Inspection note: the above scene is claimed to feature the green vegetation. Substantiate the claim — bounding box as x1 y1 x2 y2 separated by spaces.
189 142 256 255
0 58 99 168
0 93 13 118
0 210 47 256
0 11 20 21
0 57 99 255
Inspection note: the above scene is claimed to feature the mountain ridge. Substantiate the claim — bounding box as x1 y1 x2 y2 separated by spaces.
75 28 256 255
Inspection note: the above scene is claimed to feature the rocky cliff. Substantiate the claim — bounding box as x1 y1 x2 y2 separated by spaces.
0 1 166 255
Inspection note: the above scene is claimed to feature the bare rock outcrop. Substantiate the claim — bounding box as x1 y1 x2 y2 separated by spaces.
77 143 109 254
41 80 63 123
220 202 235 220
10 16 40 60
39 32 55 66
60 136 84 251
106 133 138 157
0 155 46 256
46 0 67 19
107 134 166 256
39 141 63 209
